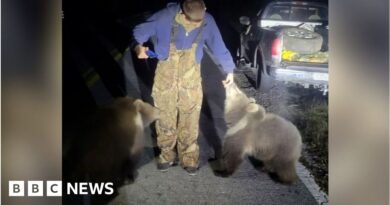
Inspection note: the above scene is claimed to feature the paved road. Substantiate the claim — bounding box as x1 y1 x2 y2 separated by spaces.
105 50 318 205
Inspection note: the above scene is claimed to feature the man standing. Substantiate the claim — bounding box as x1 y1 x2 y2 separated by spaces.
133 0 235 175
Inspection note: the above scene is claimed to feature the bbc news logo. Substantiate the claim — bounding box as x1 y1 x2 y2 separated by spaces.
9 181 114 197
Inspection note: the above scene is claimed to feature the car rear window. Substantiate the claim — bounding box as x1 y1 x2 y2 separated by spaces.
263 4 328 22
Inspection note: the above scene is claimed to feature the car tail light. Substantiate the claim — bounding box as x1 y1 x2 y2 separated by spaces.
271 37 282 64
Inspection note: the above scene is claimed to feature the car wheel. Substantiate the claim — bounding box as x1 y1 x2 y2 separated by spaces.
256 67 274 92
254 47 273 92
281 28 323 54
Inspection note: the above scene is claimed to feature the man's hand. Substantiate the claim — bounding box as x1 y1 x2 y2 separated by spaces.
134 45 149 59
222 73 234 87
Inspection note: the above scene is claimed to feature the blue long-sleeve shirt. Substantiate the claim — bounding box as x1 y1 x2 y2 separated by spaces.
132 3 235 73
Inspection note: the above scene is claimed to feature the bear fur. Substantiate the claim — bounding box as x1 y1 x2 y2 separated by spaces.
221 82 302 184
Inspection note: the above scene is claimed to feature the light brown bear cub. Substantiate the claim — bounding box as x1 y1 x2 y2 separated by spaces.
221 82 302 184
69 97 160 186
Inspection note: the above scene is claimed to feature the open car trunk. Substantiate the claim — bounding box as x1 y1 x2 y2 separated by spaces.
280 27 328 64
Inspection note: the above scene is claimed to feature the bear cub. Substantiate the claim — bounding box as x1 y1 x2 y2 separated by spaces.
66 97 160 187
220 82 302 184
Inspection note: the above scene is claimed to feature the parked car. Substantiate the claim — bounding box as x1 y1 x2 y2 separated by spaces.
236 1 328 93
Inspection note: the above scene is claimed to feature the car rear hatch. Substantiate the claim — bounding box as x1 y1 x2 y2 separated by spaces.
278 28 329 64
262 1 329 66
276 31 328 85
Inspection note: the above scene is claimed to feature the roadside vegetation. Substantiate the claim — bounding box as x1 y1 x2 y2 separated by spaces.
296 97 328 193
286 85 328 193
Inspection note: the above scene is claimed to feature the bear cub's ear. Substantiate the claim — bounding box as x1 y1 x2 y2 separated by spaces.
133 99 144 112
246 103 259 113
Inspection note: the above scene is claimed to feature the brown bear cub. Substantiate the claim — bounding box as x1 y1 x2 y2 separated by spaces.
220 82 302 184
67 97 160 187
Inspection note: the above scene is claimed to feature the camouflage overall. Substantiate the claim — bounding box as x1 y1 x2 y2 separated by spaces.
152 15 204 168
